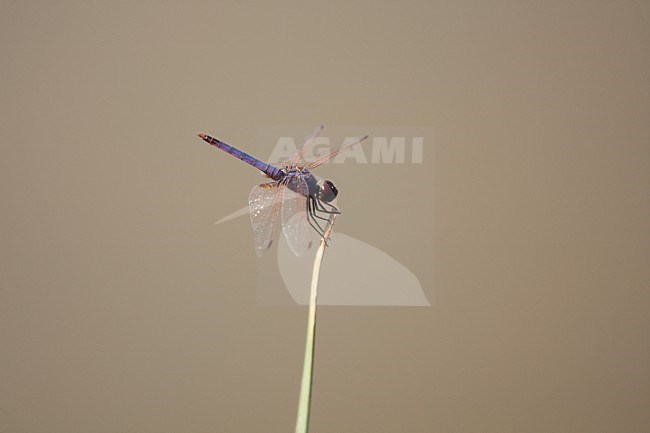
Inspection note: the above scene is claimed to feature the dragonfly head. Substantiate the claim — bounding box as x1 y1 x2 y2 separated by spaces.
317 180 338 203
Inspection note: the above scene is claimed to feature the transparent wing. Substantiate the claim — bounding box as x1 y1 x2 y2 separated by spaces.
287 124 324 167
305 134 369 169
281 175 314 257
249 182 283 257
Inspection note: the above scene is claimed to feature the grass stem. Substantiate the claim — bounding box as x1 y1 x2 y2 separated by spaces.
295 214 336 433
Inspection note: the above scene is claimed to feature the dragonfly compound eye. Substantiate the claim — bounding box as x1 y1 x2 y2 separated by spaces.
318 180 338 202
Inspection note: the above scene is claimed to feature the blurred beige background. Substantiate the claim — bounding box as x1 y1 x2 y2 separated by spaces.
1 1 649 432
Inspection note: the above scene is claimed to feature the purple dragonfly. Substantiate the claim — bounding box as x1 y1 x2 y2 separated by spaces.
197 126 368 257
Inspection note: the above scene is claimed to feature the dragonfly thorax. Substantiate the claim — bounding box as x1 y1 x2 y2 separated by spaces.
282 169 338 203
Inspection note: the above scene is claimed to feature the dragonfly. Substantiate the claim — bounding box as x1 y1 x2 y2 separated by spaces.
197 126 368 257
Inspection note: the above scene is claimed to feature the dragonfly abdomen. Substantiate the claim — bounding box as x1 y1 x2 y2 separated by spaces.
198 133 283 181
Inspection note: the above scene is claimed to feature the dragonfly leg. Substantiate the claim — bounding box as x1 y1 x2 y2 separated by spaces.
310 199 331 223
307 217 325 238
312 198 341 215
309 197 338 245
310 199 338 247
306 198 326 237
309 198 329 233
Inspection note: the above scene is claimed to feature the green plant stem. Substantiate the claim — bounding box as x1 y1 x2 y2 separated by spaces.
295 214 336 433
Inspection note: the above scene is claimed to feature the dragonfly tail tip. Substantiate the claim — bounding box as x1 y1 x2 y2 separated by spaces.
197 132 205 139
